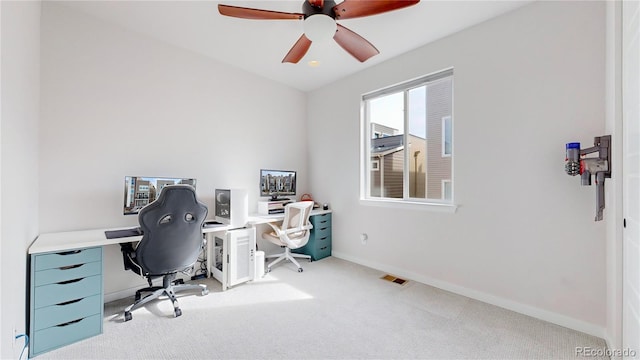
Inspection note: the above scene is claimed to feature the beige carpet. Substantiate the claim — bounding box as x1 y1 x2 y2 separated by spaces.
37 257 607 359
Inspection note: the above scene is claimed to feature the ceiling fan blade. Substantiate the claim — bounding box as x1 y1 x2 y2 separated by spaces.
308 0 324 8
282 34 313 63
333 24 379 62
218 4 304 20
333 0 419 20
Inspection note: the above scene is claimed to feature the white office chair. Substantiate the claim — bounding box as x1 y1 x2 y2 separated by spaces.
263 201 314 273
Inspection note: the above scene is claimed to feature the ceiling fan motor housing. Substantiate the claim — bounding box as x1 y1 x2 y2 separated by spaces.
302 0 337 19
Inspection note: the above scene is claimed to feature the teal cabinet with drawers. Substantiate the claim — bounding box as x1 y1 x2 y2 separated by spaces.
294 212 332 261
29 247 103 357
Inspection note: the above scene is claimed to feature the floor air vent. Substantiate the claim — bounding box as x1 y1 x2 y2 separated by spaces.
381 274 408 285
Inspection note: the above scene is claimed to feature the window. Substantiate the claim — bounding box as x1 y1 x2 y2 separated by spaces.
371 160 380 171
442 116 452 157
442 180 452 201
361 69 453 205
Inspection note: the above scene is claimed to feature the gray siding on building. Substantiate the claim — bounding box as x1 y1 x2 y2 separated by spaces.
370 149 404 198
371 167 381 197
426 78 452 199
408 135 426 198
371 135 404 198
384 151 404 198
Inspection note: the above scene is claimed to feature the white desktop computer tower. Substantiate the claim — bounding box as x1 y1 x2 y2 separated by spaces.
209 227 256 291
214 188 248 229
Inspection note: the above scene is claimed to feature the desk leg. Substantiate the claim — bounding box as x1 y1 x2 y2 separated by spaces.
221 234 229 291
207 233 229 291
205 233 213 279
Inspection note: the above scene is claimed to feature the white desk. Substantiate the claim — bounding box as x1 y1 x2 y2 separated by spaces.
26 218 261 356
29 209 332 263
29 215 276 254
27 209 331 356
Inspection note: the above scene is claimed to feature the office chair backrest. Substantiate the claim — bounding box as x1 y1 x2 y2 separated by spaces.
136 184 208 275
281 201 314 238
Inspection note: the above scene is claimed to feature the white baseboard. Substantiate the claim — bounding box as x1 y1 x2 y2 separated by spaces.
332 251 605 339
105 287 139 303
104 272 198 303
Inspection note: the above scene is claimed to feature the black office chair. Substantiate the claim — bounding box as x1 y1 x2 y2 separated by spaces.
120 184 209 321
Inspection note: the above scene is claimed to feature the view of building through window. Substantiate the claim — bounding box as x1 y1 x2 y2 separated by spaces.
363 69 453 203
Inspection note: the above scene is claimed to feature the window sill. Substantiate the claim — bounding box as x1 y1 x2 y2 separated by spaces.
359 198 458 213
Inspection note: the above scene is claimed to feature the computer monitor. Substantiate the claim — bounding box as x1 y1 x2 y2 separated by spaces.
260 169 296 201
123 176 196 215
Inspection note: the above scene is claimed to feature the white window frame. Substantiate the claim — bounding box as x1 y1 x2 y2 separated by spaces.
360 68 457 213
442 115 452 157
371 159 380 171
442 179 452 201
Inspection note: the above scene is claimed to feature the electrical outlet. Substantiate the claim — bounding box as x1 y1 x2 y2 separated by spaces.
360 233 368 245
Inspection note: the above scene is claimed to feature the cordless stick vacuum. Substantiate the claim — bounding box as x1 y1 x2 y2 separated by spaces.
565 135 611 221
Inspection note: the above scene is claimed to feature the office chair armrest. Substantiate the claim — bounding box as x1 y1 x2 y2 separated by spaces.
281 224 313 235
265 222 285 236
266 223 313 236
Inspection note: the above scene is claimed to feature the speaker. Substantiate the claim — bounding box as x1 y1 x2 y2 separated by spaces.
254 250 265 279
214 189 248 229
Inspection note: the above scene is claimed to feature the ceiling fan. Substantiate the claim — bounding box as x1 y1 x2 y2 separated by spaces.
218 0 420 64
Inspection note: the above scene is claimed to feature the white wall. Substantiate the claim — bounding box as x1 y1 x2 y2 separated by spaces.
605 0 623 353
1 1 41 358
308 1 607 336
39 3 307 298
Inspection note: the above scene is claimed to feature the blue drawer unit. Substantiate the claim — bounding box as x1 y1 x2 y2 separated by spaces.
29 247 103 357
294 212 332 261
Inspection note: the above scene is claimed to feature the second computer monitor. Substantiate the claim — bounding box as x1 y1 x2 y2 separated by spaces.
260 169 296 201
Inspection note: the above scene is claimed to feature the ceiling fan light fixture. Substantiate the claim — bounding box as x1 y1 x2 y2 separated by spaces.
303 14 336 43
218 0 421 64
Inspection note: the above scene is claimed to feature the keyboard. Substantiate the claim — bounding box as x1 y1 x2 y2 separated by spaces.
105 227 143 239
203 220 225 228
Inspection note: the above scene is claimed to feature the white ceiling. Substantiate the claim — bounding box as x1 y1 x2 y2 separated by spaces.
55 0 532 92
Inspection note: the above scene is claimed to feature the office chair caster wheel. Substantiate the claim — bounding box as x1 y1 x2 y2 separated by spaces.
202 288 209 296
124 312 132 322
174 308 182 318
298 268 303 273
267 267 272 273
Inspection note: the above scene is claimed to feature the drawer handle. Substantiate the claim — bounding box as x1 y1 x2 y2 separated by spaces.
320 227 328 231
320 246 328 250
59 264 83 271
56 318 83 327
58 250 82 256
320 220 328 224
319 237 328 241
56 298 83 306
57 278 83 285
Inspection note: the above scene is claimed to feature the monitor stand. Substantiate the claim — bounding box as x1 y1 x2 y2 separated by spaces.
270 196 290 202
